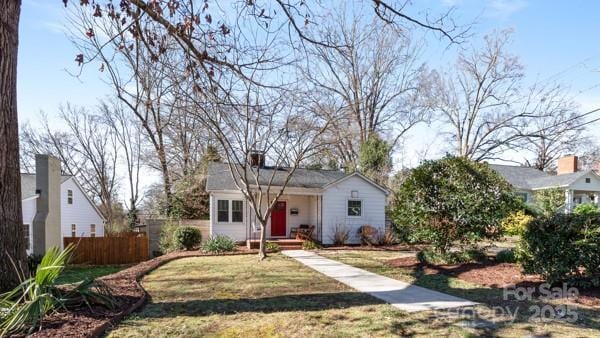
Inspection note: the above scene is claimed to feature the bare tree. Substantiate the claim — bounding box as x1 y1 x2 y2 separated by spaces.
519 84 588 171
66 0 467 260
304 11 431 168
20 105 120 225
432 30 526 161
0 0 27 291
100 100 143 226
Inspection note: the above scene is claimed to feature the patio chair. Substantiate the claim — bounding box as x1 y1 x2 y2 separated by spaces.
296 225 315 240
290 224 309 239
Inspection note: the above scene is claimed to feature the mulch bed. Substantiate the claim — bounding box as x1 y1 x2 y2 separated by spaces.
24 247 259 338
388 257 600 308
321 244 426 252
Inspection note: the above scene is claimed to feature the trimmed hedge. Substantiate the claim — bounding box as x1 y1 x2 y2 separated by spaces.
516 213 600 287
173 226 202 250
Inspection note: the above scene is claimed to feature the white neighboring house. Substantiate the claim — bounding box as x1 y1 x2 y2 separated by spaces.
21 155 105 255
205 159 389 245
490 155 600 213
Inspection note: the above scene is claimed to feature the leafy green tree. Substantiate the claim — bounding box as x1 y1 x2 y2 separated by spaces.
358 134 392 185
533 188 565 216
391 156 521 253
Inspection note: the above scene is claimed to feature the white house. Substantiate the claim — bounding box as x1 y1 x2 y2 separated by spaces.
490 155 600 213
205 158 389 245
22 155 105 255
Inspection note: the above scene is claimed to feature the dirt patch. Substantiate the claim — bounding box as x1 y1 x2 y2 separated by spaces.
23 247 259 338
387 257 599 308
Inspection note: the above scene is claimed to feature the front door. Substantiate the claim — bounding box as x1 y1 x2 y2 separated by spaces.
271 201 287 237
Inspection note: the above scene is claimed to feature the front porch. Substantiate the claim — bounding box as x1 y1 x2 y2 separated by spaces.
565 189 600 213
245 192 324 243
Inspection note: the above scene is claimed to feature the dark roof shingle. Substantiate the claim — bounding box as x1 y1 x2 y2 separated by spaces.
206 162 347 191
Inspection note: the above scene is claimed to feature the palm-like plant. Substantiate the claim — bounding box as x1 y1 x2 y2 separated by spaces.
0 244 117 335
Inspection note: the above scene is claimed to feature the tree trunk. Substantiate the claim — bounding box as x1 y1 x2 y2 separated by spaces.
0 0 27 292
258 220 268 261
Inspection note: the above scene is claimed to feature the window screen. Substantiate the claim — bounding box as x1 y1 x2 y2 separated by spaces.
347 200 362 216
217 200 229 222
232 200 243 222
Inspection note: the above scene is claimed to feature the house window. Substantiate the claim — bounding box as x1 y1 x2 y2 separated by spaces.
217 200 229 222
231 200 243 223
23 224 30 250
518 193 528 203
71 224 77 237
573 197 583 204
90 224 96 238
67 190 73 204
347 200 362 216
586 178 591 183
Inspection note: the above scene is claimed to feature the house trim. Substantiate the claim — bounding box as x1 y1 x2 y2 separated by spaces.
323 172 389 195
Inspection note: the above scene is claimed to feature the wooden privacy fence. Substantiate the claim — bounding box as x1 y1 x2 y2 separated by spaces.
64 233 149 265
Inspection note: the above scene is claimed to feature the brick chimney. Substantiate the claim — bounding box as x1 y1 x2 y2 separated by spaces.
557 155 578 175
32 154 62 255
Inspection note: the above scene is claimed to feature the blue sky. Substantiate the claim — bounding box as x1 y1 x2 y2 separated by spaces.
16 0 600 170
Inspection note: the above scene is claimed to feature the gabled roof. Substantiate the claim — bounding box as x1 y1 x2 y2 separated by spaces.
527 170 599 189
206 162 373 191
489 164 599 190
20 173 72 200
323 172 389 195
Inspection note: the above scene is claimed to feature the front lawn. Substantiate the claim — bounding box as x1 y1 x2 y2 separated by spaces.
56 265 125 284
107 253 599 337
318 250 600 335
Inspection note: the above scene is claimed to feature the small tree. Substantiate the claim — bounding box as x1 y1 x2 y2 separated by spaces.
391 156 520 253
533 188 565 216
358 134 392 185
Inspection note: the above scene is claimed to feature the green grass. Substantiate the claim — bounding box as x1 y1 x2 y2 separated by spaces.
318 250 600 336
107 253 599 337
56 265 124 284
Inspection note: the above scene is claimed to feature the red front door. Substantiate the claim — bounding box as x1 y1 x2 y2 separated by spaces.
271 201 287 237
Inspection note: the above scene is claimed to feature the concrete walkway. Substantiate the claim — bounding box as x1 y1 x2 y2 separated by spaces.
283 250 477 313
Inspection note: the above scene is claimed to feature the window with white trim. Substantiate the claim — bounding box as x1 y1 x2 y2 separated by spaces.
231 200 243 222
67 190 73 204
217 200 229 222
71 224 77 237
347 200 362 216
90 224 96 237
23 224 30 250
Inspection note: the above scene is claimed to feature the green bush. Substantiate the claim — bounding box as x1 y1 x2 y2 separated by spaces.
158 220 179 253
501 210 534 236
516 214 600 287
302 239 322 250
533 188 565 216
201 235 236 254
265 242 280 252
173 226 202 250
391 156 521 253
573 203 600 216
495 248 517 263
416 248 487 265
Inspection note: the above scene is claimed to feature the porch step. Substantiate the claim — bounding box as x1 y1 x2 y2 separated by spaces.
246 239 304 249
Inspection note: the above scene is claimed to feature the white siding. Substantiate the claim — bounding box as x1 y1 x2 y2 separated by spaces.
60 178 104 240
322 175 386 245
22 198 37 254
209 192 247 241
570 174 600 191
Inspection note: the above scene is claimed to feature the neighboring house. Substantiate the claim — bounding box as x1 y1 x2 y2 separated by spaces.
21 155 105 256
205 156 389 245
490 155 600 213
